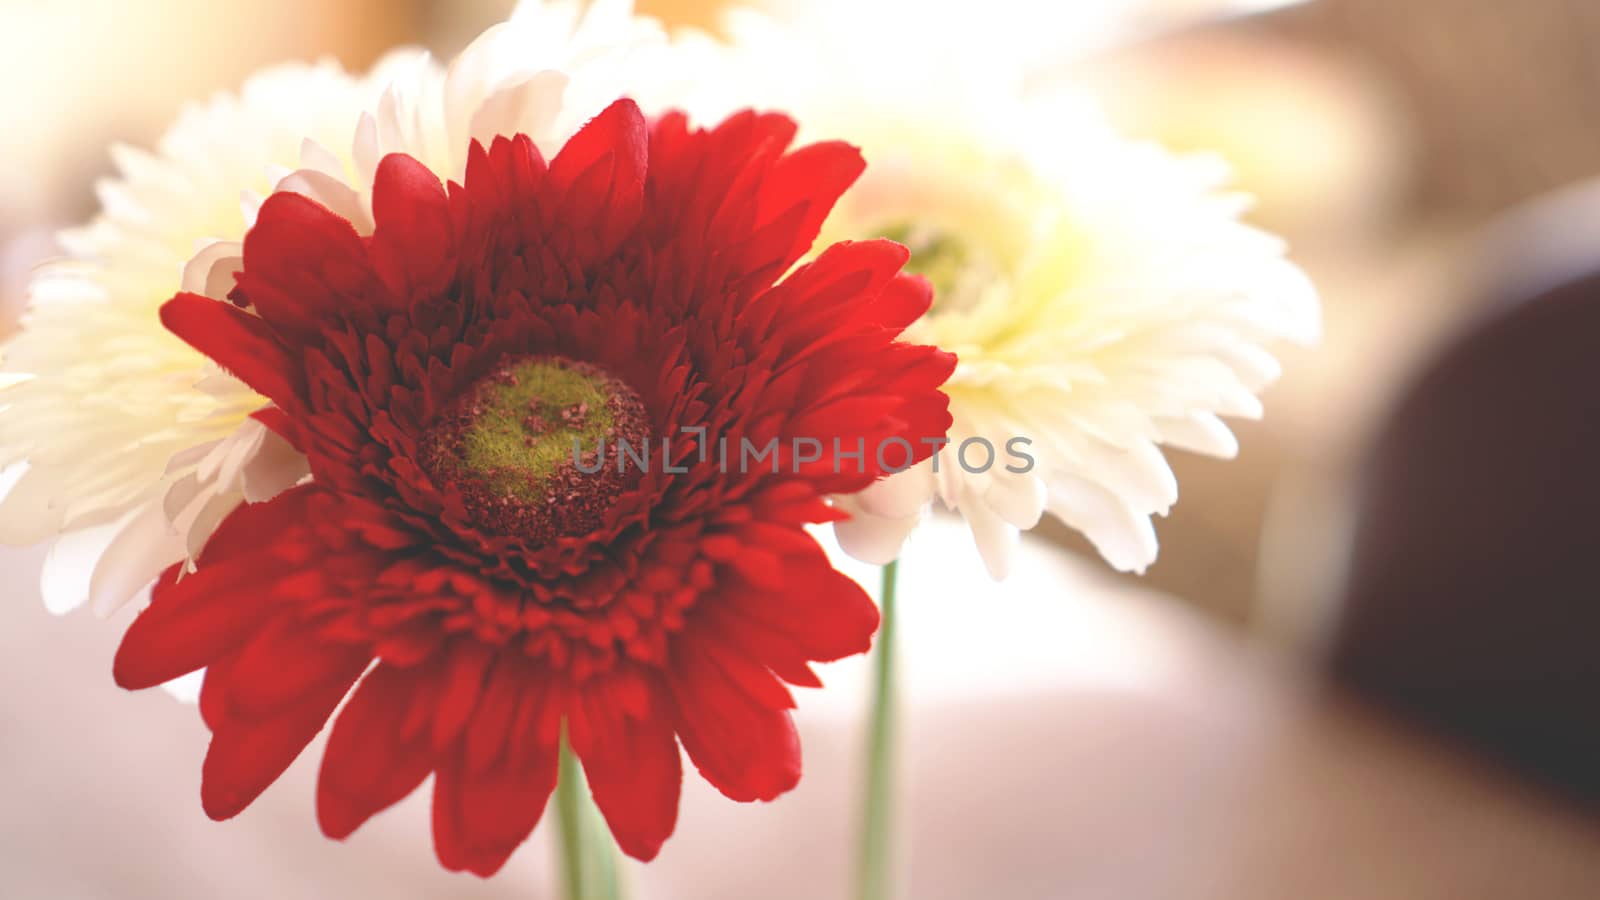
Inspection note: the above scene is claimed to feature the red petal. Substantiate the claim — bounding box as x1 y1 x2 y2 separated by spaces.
430 641 494 750
463 655 524 773
722 536 880 663
370 153 454 304
430 657 559 877
198 653 236 731
873 272 935 331
569 670 681 860
697 601 823 688
113 487 349 691
761 240 911 353
667 632 801 802
748 239 956 494
693 628 797 710
237 191 372 335
224 616 373 717
161 293 302 410
318 660 439 839
644 109 808 288
466 134 548 227
249 407 305 453
198 483 320 565
549 98 647 258
201 641 368 820
113 558 284 690
754 141 865 272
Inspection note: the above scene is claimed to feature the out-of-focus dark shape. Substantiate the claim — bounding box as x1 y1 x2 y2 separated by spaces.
1332 182 1600 805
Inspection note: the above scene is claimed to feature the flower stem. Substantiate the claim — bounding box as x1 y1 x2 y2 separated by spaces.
555 726 622 900
856 559 901 900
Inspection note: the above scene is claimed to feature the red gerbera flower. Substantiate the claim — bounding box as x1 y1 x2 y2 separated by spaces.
112 98 953 875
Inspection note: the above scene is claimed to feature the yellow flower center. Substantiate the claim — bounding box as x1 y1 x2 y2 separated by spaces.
875 219 1003 314
418 355 650 541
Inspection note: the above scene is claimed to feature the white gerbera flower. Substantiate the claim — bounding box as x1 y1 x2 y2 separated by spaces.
688 9 1319 578
202 0 677 261
0 58 392 616
0 0 673 616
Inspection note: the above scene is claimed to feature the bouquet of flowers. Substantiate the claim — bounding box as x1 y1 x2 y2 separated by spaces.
0 1 1315 896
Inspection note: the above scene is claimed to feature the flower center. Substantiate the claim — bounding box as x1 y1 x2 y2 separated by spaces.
876 220 1000 313
419 355 650 542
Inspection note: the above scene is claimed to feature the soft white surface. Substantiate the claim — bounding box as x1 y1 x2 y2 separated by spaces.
812 516 1218 717
4 519 1599 899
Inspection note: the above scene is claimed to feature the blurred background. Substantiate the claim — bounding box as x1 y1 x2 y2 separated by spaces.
5 0 1600 897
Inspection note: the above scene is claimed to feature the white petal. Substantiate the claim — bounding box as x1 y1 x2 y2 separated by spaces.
218 424 267 489
179 241 244 301
1046 475 1159 574
40 512 136 615
89 502 184 617
469 69 569 147
241 429 311 503
93 177 146 224
444 24 509 151
375 83 410 159
164 441 220 477
833 500 922 566
107 143 165 186
353 111 382 188
961 493 1020 580
275 169 373 232
855 461 935 519
184 492 242 560
1220 338 1285 392
1215 381 1266 420
0 58 428 627
1155 412 1239 459
1074 439 1178 516
299 137 345 178
0 459 27 504
982 471 1048 530
161 471 203 525
1260 259 1322 345
240 189 263 228
195 419 265 490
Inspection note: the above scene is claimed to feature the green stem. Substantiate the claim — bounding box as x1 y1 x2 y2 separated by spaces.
856 560 901 900
555 727 622 900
